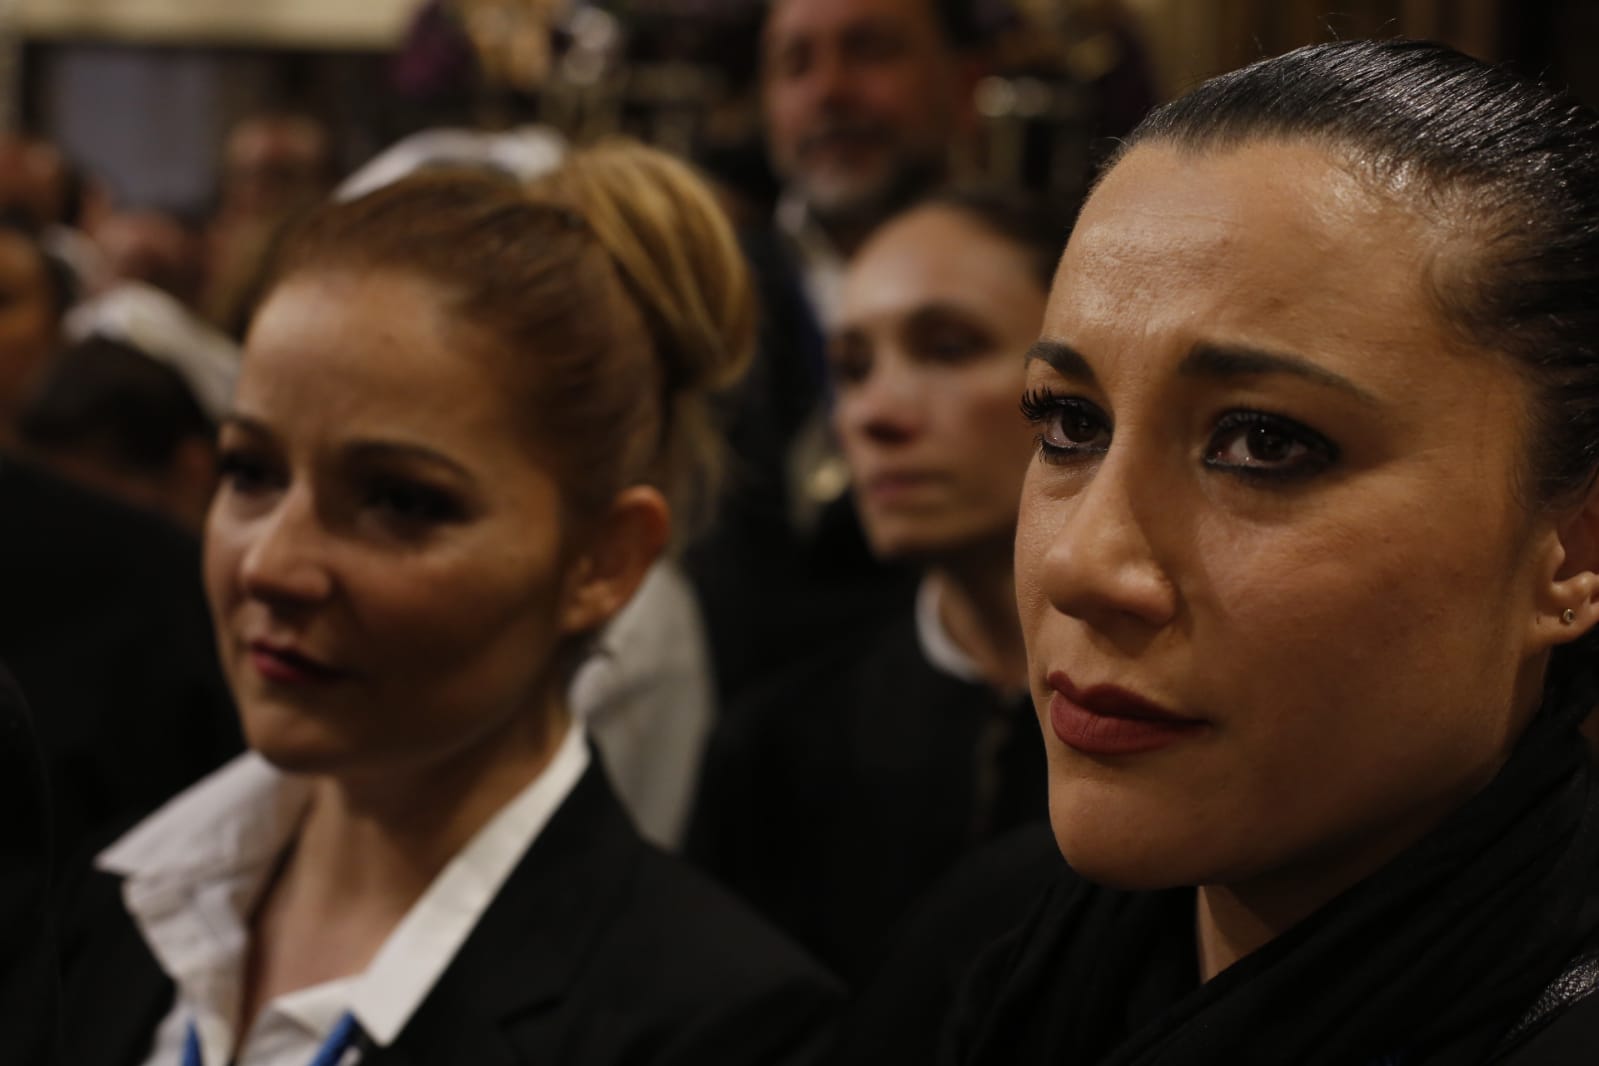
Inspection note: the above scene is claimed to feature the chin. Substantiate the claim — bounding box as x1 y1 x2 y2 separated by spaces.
1048 787 1214 891
239 705 364 777
861 518 974 565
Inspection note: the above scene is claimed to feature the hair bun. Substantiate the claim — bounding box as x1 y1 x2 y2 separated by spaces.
527 139 756 536
530 139 754 398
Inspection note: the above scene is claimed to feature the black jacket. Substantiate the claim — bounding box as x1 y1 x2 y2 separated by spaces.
62 761 841 1066
0 457 239 862
687 613 1046 984
0 663 59 1066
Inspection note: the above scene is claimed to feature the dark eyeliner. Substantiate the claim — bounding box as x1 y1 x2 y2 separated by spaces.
1204 410 1340 481
1020 388 1110 465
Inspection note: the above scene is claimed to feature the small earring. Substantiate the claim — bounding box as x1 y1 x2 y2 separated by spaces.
1562 608 1577 625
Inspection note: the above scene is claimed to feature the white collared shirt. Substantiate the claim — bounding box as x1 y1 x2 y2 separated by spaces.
775 192 847 334
915 575 986 685
571 560 715 851
99 722 590 1066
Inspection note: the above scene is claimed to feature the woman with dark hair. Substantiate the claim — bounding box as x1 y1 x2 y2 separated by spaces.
0 211 73 447
688 190 1071 984
61 142 839 1066
911 38 1599 1065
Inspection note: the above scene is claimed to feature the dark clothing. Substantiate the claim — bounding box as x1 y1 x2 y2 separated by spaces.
0 457 240 862
0 664 60 1066
837 823 1064 1066
686 613 1047 984
933 676 1599 1066
61 761 842 1066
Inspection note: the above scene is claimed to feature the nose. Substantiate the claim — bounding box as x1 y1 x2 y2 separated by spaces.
236 485 334 609
796 45 855 115
1027 445 1178 633
837 359 926 448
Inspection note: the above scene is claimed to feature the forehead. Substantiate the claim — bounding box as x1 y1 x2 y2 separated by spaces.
843 205 1040 321
1050 140 1457 368
240 271 528 451
766 0 940 47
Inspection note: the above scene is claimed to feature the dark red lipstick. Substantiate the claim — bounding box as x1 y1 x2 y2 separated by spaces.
248 640 346 685
1047 671 1208 756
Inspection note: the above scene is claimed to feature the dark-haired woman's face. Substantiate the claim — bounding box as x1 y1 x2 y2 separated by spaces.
1015 141 1586 902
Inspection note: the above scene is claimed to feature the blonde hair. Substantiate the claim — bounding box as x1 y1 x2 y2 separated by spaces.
263 138 754 547
527 139 756 537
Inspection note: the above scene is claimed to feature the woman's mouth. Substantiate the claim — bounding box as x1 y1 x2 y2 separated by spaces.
1046 671 1209 756
247 640 347 685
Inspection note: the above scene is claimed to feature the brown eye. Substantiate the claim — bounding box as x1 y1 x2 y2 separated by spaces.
1057 407 1105 445
1205 411 1338 481
828 334 873 387
1020 390 1110 464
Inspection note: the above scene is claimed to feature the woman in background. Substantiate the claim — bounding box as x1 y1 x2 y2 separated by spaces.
688 191 1068 983
0 212 72 448
62 142 839 1066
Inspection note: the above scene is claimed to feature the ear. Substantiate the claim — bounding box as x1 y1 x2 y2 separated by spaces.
558 486 671 636
1528 483 1599 651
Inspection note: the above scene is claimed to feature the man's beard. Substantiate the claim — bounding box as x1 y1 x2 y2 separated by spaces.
791 126 948 234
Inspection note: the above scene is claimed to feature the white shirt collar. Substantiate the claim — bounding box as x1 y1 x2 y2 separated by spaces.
101 722 591 1061
775 190 847 332
915 575 986 684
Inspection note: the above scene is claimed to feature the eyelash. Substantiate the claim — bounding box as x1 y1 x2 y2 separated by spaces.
216 449 465 531
362 475 464 526
1018 388 1341 481
216 448 280 494
1020 389 1108 466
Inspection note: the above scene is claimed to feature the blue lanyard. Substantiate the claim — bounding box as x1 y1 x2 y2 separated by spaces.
182 1010 364 1066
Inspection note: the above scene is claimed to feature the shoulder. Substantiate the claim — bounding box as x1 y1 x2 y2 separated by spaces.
1494 954 1599 1064
606 845 844 1017
0 665 58 1066
447 765 843 1066
838 824 1067 1066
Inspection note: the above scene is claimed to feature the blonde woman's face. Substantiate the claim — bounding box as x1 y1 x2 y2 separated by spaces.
1015 141 1569 900
205 271 585 779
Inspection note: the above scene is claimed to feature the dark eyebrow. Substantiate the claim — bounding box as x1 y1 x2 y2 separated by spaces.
345 441 475 481
1025 340 1099 386
218 413 271 438
1180 342 1379 405
218 415 475 481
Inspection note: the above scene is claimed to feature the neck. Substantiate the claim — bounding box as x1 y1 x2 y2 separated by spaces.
929 540 1027 694
287 697 570 918
1193 765 1506 981
237 695 571 1040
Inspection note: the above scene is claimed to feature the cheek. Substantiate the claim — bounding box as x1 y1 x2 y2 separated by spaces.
950 364 1033 463
201 517 245 622
361 550 568 684
1189 490 1532 792
764 86 807 142
1013 466 1058 622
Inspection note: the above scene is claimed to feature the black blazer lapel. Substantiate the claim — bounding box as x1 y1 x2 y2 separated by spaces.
60 874 174 1066
380 760 641 1064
